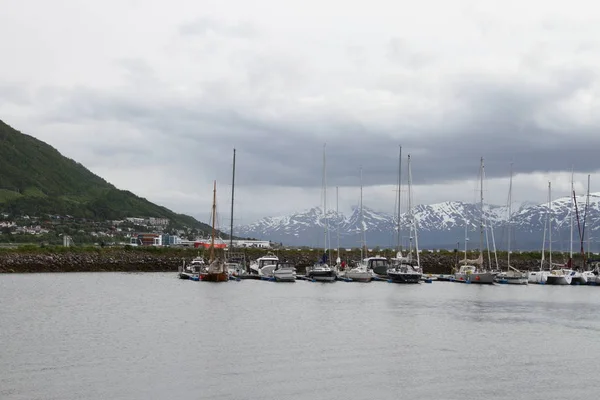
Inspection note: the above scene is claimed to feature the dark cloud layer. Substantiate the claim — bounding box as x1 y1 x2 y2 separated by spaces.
27 61 600 192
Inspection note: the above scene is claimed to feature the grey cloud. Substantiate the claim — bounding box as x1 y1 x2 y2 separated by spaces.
0 83 30 105
179 17 258 38
20 46 600 194
386 37 431 68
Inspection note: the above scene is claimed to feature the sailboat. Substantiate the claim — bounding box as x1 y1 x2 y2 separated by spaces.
335 186 343 271
495 163 528 285
547 172 576 285
528 182 552 284
454 158 497 284
199 181 229 282
225 148 247 278
341 167 373 282
572 175 595 284
306 144 336 282
580 175 597 284
388 153 422 284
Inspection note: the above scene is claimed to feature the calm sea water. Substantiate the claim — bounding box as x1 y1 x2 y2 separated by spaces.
1 273 599 400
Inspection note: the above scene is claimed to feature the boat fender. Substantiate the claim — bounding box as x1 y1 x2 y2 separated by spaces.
475 276 480 281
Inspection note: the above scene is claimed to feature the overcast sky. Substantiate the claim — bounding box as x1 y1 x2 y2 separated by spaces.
1 0 600 226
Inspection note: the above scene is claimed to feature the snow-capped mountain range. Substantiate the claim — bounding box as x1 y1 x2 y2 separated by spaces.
235 193 600 251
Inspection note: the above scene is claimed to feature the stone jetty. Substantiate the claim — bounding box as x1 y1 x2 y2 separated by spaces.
0 247 561 274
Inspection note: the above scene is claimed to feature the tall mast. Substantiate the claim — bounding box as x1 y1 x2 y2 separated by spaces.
360 166 365 259
336 186 340 264
322 144 328 254
570 168 574 262
548 182 553 269
583 174 591 264
507 162 513 270
464 222 468 259
229 148 236 251
407 155 412 259
397 145 403 253
210 180 217 263
479 157 484 261
407 154 419 266
587 175 591 259
574 190 583 268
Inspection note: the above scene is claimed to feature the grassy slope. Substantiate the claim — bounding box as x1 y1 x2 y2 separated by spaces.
0 119 215 231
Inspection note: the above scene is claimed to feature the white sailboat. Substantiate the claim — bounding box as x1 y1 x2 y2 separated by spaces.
388 153 422 284
341 166 372 282
336 186 342 269
495 163 528 285
528 182 552 284
572 175 594 284
306 144 336 282
454 158 497 284
547 172 575 285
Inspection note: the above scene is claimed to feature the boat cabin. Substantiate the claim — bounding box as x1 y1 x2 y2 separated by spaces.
275 262 296 271
457 265 476 274
259 258 278 268
366 257 389 269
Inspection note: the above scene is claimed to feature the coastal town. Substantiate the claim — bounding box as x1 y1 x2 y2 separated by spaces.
0 213 272 249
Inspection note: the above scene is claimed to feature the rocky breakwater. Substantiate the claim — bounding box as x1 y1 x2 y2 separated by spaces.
0 250 184 273
269 250 550 275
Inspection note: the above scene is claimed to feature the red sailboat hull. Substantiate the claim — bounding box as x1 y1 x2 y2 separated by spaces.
199 272 229 282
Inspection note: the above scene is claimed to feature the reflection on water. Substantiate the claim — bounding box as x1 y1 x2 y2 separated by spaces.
1 273 598 400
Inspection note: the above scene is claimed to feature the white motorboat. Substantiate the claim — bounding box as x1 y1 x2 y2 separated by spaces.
225 251 247 277
455 262 497 284
178 256 206 279
306 260 337 282
341 260 372 282
495 270 528 285
365 256 390 278
272 261 296 282
226 261 244 277
249 252 279 276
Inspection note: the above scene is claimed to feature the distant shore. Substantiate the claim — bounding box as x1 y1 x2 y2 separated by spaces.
0 246 577 274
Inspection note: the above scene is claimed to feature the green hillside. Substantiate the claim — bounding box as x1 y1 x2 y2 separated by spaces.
0 119 215 232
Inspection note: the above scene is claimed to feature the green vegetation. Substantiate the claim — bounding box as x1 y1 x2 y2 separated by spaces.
0 119 217 232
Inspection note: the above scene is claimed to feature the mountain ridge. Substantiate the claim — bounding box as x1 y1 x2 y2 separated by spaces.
235 194 600 251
